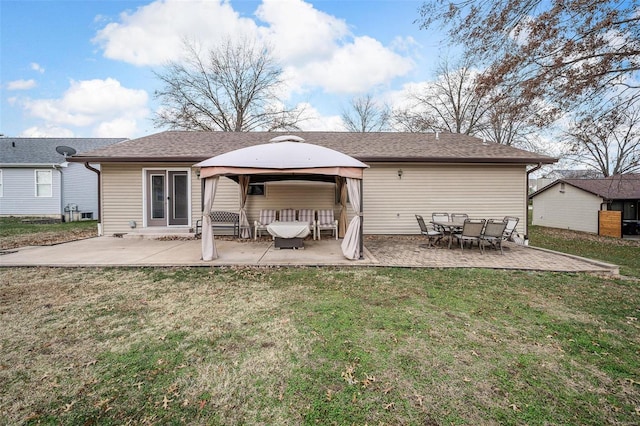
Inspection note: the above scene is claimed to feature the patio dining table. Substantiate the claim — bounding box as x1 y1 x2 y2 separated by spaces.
431 221 465 249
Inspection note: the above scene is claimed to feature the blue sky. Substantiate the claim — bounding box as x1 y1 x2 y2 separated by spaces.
1 0 452 138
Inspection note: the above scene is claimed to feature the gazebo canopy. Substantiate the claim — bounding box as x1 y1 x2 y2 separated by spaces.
195 136 368 179
196 136 368 262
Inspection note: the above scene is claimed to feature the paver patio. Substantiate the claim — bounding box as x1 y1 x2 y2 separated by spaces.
0 234 618 275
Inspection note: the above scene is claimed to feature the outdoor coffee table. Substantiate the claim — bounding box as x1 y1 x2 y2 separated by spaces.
267 221 311 249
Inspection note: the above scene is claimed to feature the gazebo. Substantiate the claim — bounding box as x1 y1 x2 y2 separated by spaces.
195 135 369 261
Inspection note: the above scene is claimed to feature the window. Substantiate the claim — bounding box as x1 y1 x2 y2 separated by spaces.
248 183 265 196
35 170 52 197
81 212 93 220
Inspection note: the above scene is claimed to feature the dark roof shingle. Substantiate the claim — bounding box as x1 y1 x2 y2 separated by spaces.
531 174 640 200
1 137 127 165
69 131 556 165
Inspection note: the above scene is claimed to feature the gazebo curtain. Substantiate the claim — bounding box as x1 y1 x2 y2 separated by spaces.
341 177 362 260
337 177 347 238
238 175 251 238
201 176 219 261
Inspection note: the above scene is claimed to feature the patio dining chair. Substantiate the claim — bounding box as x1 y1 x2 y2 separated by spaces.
279 208 296 222
503 216 519 241
481 219 508 254
297 209 316 239
451 213 469 224
316 209 338 240
431 212 450 232
416 214 443 247
453 219 486 253
254 209 276 240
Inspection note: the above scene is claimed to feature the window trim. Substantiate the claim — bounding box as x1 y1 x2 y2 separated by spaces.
35 169 53 198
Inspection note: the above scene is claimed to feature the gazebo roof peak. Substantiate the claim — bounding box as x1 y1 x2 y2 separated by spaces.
269 135 305 143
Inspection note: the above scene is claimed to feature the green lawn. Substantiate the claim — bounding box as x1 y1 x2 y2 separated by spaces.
528 225 640 278
0 216 97 237
1 267 638 425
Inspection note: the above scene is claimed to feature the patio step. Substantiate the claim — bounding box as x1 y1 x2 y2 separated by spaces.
120 227 197 240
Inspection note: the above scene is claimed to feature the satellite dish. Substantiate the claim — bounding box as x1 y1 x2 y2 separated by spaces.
55 145 77 157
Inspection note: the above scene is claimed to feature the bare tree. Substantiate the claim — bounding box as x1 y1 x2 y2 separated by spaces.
407 58 489 134
153 38 302 132
417 0 640 118
477 92 542 149
341 94 390 132
564 100 640 176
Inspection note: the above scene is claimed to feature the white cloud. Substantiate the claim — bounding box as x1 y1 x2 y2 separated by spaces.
21 125 75 138
93 0 414 95
296 102 344 131
20 78 149 137
258 0 413 94
94 118 140 138
291 36 414 94
93 0 258 66
30 62 45 73
7 79 37 90
256 0 348 64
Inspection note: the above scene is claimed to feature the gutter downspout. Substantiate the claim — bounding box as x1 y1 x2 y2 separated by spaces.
84 162 102 236
526 163 543 239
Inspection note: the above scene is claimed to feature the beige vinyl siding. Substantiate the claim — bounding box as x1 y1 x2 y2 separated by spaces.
102 163 198 235
101 162 529 236
101 164 144 235
363 164 527 235
532 183 603 233
210 180 337 217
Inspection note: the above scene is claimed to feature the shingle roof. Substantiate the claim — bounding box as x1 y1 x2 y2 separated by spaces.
531 174 640 200
68 131 556 165
1 138 127 165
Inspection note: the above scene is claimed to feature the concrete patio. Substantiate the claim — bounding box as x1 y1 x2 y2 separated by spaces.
0 235 619 275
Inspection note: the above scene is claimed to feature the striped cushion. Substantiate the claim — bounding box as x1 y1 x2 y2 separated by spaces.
279 209 296 222
298 209 315 225
259 209 276 225
317 209 334 225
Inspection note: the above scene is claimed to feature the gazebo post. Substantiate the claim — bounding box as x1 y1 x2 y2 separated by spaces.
359 178 364 260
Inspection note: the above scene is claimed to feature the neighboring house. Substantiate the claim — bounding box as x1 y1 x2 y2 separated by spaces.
532 169 603 193
69 131 556 237
529 174 640 236
0 138 127 220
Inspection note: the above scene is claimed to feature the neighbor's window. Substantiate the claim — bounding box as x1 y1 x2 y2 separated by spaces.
35 170 52 197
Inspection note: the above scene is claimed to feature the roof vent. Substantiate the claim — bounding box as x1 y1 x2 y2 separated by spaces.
435 131 439 140
269 135 305 143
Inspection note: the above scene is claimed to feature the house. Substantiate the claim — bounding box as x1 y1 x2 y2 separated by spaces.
68 131 556 238
0 137 127 221
529 174 640 236
531 169 603 193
